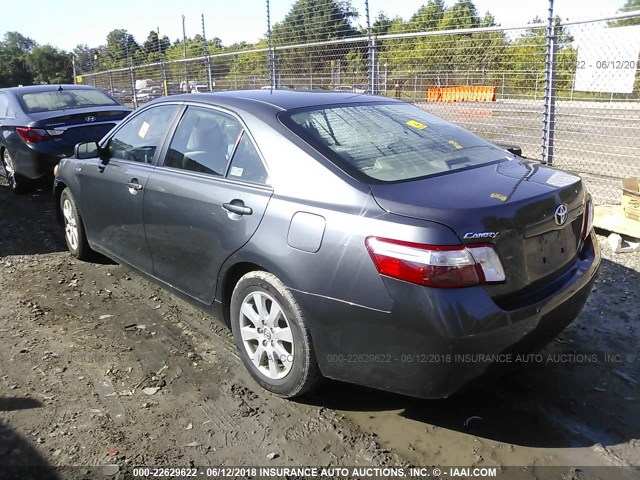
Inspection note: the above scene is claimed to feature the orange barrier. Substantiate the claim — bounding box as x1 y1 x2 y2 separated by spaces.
426 86 496 103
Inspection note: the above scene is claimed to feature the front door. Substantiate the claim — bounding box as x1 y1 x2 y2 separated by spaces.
143 105 272 303
80 104 180 272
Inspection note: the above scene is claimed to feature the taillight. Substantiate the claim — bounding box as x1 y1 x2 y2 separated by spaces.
16 127 63 143
581 194 594 240
365 237 505 288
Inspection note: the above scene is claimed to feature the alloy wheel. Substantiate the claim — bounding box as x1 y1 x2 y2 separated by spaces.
2 149 17 190
62 198 79 251
239 291 294 380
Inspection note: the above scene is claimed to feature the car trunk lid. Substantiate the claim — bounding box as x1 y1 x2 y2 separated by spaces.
28 107 130 154
369 160 586 296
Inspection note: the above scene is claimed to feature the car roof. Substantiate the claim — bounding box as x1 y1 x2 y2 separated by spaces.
0 84 104 94
155 89 399 115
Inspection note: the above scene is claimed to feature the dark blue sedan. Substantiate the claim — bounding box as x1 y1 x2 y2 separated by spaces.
0 84 131 193
53 90 600 399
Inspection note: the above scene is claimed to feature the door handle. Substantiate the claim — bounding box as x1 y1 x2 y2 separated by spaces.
126 178 143 192
222 200 253 216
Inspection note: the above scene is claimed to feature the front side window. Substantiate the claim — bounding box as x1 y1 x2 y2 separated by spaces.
19 88 119 113
282 103 509 183
108 105 178 163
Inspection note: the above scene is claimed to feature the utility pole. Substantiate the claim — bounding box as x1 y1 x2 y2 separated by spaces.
364 0 378 95
541 0 558 166
182 15 189 92
158 27 168 96
202 14 213 91
72 54 77 84
266 0 276 88
124 38 137 108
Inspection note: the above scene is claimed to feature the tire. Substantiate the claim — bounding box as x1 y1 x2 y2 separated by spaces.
59 188 92 260
2 148 29 194
230 271 322 398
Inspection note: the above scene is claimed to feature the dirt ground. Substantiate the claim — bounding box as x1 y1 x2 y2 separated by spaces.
0 180 639 480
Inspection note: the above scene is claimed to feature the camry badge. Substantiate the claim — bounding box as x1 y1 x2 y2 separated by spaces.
554 204 568 226
463 232 499 239
85 116 97 122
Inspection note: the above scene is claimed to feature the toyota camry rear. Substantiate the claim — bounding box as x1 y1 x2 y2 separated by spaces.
54 90 599 400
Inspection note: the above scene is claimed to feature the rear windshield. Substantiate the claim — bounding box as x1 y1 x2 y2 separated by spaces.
19 89 119 113
282 102 509 183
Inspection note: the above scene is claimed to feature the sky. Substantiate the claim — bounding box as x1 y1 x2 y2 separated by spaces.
1 0 626 52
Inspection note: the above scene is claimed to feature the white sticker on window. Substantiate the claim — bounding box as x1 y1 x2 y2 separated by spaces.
546 171 580 187
230 166 243 177
138 121 150 139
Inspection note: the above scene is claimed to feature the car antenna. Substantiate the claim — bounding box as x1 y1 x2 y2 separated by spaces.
57 85 64 91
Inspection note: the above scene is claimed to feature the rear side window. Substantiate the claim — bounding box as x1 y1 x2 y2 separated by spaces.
18 89 119 113
282 103 508 183
227 133 269 185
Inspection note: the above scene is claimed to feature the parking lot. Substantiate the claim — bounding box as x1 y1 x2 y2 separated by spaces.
1 180 639 478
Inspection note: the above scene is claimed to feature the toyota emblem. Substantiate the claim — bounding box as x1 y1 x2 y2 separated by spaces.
85 116 96 122
554 204 568 226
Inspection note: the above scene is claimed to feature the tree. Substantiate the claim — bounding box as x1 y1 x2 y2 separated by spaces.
409 0 445 32
142 31 170 63
25 45 73 84
271 0 360 85
372 12 394 35
0 32 36 87
610 0 640 26
272 0 358 45
379 0 507 88
505 16 575 95
439 0 479 30
102 29 140 68
72 44 99 75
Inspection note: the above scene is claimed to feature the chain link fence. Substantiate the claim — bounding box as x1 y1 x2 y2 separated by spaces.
76 3 640 206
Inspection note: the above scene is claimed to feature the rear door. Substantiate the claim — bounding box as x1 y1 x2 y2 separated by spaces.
143 104 272 303
80 104 181 272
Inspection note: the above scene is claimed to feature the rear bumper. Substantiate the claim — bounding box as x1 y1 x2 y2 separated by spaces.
13 143 64 180
295 232 601 399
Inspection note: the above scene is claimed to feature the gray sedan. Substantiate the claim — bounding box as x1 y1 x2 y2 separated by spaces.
53 91 600 399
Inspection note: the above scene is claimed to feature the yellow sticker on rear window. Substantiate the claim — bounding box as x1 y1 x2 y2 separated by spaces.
490 193 508 202
448 140 463 150
405 120 427 130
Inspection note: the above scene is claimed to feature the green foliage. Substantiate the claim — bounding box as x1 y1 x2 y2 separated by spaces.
0 32 72 87
271 0 358 45
610 0 640 26
502 17 575 95
142 31 171 63
0 32 36 86
410 0 446 31
439 0 478 30
102 29 141 69
380 0 500 79
372 13 394 35
12 0 620 99
270 0 360 84
25 45 72 84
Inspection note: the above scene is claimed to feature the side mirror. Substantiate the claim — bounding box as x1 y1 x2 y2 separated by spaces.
75 141 100 159
494 143 522 157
